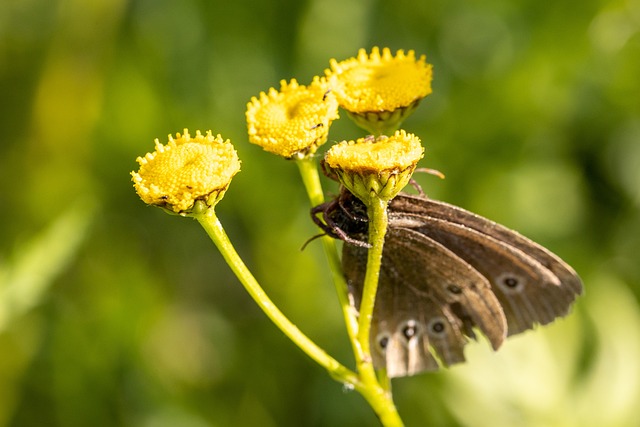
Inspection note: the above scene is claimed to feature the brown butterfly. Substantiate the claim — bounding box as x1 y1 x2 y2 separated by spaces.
312 188 583 378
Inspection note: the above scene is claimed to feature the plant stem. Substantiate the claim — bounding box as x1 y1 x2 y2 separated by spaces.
297 158 403 426
357 197 388 356
354 197 403 426
196 208 360 387
296 157 360 355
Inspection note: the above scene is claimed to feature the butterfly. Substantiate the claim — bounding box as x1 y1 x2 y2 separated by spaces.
312 188 583 378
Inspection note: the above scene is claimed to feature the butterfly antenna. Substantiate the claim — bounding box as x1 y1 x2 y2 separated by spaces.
408 168 446 196
300 233 325 251
415 167 445 179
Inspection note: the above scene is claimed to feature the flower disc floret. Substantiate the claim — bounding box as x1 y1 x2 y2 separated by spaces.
326 47 433 114
132 129 240 213
246 78 339 158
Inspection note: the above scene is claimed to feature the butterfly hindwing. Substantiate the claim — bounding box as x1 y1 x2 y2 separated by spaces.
343 227 508 377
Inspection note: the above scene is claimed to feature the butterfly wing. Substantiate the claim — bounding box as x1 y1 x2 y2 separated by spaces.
343 227 508 377
389 193 583 335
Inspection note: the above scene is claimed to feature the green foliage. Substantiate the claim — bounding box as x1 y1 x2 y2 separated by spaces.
1 0 639 425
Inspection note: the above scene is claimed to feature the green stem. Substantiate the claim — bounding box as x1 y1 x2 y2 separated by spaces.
357 197 388 357
296 158 403 426
196 208 360 387
296 157 360 355
354 198 403 426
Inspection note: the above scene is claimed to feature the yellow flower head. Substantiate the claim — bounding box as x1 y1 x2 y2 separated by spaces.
132 129 240 214
326 47 433 135
246 77 339 159
324 130 424 203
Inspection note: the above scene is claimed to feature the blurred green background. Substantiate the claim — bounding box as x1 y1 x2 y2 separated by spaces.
1 0 640 426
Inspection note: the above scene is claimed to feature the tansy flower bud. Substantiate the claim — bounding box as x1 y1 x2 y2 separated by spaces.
246 77 339 159
326 47 433 136
131 129 240 215
324 130 424 204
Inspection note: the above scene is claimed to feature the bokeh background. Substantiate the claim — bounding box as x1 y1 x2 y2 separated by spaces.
2 0 640 426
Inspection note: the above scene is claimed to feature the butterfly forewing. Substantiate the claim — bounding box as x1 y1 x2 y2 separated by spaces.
391 194 583 293
389 194 583 335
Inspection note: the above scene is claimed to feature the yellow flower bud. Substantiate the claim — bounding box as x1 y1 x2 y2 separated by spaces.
131 129 240 215
246 77 339 159
326 47 433 135
324 130 424 204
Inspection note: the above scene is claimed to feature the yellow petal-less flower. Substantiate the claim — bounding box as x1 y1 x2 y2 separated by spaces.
132 129 240 214
246 78 339 159
325 130 424 203
326 47 433 135
325 130 424 172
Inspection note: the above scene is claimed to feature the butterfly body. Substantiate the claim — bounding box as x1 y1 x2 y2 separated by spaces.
314 190 583 377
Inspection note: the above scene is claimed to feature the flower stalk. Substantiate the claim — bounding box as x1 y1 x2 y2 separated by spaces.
356 196 388 365
197 195 402 424
296 157 360 353
355 196 404 426
194 205 360 387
